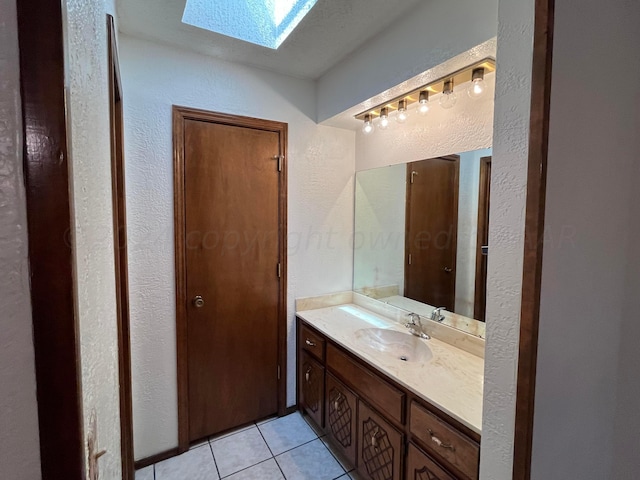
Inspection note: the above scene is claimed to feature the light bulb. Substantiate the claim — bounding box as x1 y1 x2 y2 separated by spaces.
418 90 430 115
396 99 409 124
467 68 486 99
439 79 457 110
379 107 390 130
362 114 374 135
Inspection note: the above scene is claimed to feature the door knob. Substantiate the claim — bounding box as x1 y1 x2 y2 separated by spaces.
192 295 205 308
444 267 452 273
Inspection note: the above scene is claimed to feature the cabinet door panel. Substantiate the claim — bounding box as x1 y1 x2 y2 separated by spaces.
326 373 357 467
300 351 324 428
407 443 455 480
358 402 403 480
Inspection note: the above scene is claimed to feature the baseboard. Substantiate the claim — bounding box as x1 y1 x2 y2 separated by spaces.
134 447 180 470
285 405 298 415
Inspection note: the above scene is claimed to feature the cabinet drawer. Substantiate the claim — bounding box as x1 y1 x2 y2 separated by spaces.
327 344 404 424
325 373 358 468
406 443 455 480
410 401 479 480
300 351 324 428
300 323 325 362
358 402 403 480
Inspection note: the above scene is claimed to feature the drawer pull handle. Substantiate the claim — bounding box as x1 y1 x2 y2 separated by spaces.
305 367 311 383
428 429 455 451
333 393 343 412
371 427 380 451
305 339 316 347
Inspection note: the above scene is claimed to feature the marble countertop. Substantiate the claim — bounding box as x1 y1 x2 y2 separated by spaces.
296 303 484 434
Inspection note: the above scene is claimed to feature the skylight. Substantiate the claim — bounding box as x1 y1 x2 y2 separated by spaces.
182 0 318 49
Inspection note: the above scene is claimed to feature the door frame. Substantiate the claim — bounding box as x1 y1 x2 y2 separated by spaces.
173 106 289 452
473 156 491 322
108 14 135 480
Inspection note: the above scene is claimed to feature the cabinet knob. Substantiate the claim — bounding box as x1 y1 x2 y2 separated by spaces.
333 393 343 412
305 367 311 383
371 426 380 451
192 295 205 308
305 339 316 347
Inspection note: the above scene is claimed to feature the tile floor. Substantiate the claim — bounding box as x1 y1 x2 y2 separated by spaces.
136 412 361 480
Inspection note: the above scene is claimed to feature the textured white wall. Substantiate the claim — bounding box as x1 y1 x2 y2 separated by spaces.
317 0 499 122
479 0 534 477
353 164 406 294
531 0 640 478
63 0 122 477
119 35 355 459
354 74 495 171
0 0 42 478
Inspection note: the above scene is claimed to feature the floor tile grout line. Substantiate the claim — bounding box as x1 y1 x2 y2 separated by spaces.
218 456 276 480
208 440 222 479
255 425 287 479
317 436 348 477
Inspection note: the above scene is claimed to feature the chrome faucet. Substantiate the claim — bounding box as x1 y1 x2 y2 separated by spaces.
405 313 430 340
431 307 446 323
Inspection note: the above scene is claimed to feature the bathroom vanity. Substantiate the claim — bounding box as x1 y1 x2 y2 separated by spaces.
296 298 483 480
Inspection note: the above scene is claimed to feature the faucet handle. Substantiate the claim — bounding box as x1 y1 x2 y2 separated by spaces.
431 307 446 322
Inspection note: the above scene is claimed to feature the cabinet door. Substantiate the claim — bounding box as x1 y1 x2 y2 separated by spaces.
357 402 403 480
326 373 357 467
406 443 455 480
300 351 324 428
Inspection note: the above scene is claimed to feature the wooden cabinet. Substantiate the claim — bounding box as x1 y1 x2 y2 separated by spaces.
300 351 324 428
325 373 357 466
358 401 404 480
406 443 455 480
297 317 480 480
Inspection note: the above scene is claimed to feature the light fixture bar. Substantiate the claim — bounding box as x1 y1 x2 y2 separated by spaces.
354 58 495 121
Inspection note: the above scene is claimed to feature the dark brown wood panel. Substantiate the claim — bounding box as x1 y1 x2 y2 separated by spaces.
473 157 491 322
301 323 326 362
184 119 280 441
358 401 404 480
174 108 288 450
327 343 405 424
300 352 325 428
326 373 358 467
513 0 555 478
17 0 85 478
410 401 479 480
406 443 455 480
405 156 460 311
107 14 134 480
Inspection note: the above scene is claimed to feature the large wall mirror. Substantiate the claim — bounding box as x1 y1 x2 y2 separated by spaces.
353 148 492 338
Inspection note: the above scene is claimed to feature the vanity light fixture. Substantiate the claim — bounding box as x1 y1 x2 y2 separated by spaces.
353 58 495 136
396 99 409 123
467 67 486 99
439 79 457 110
362 113 375 135
379 107 390 129
418 90 430 115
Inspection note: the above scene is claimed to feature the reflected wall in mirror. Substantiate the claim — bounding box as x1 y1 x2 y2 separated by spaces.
353 148 492 338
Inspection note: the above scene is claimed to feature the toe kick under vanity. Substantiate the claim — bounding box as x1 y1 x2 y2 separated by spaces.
296 293 484 480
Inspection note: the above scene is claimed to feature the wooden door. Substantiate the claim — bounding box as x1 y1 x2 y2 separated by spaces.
175 108 287 446
473 157 491 322
358 402 403 480
405 156 460 311
326 373 357 467
300 352 325 428
406 443 455 480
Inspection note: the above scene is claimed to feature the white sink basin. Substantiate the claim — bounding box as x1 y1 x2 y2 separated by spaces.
353 328 433 363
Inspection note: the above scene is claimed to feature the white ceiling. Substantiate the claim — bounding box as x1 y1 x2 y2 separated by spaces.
117 0 425 80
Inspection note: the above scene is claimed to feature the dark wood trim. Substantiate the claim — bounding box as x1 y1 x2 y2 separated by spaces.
108 14 135 480
173 106 288 452
513 0 555 478
134 447 180 471
473 156 491 322
16 0 85 478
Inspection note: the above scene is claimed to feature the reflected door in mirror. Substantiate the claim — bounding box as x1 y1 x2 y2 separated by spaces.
405 156 460 311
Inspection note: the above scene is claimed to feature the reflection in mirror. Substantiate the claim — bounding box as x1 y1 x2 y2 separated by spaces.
353 148 492 338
